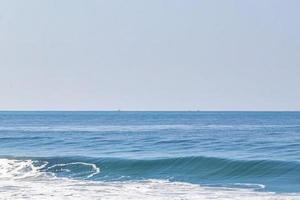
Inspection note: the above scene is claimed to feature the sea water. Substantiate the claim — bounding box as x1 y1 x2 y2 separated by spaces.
0 111 299 199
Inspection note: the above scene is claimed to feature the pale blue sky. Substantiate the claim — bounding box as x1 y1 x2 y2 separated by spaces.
0 0 299 111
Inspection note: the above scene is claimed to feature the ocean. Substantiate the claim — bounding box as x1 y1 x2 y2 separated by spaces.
0 111 299 199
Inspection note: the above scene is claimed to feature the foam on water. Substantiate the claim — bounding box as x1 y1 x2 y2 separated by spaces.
0 158 299 200
0 159 47 179
47 162 100 178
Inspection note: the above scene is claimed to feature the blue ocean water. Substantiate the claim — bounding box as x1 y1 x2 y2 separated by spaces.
0 111 299 197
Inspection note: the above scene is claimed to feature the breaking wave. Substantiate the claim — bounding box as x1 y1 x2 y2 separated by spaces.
0 158 299 200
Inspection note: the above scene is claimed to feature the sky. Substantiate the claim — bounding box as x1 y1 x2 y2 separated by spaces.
0 0 300 111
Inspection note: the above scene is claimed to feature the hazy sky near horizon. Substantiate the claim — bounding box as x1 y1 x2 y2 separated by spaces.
0 0 300 111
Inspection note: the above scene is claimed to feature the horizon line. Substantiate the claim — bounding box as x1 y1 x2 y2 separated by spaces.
0 110 300 112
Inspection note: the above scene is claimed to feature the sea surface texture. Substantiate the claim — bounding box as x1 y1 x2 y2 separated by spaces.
0 111 299 200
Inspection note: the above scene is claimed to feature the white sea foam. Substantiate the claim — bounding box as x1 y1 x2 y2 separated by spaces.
0 158 299 200
0 159 47 179
47 162 100 178
230 183 266 190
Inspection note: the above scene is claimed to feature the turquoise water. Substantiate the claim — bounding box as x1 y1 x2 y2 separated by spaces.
0 111 299 198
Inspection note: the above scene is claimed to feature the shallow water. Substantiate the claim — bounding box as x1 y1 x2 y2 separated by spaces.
0 111 299 199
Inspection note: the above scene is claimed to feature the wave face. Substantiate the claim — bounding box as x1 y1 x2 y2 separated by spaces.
1 111 300 199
